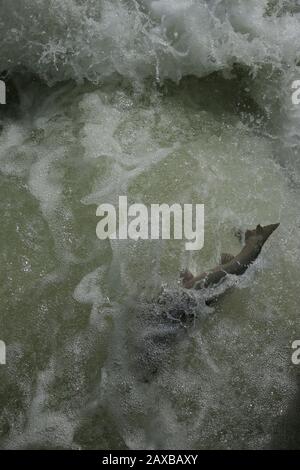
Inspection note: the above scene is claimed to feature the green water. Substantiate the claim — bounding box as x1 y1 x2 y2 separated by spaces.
0 73 299 449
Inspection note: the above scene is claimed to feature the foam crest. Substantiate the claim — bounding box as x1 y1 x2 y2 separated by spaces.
1 1 300 84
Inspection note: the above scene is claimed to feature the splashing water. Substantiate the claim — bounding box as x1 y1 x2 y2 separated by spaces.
0 0 300 450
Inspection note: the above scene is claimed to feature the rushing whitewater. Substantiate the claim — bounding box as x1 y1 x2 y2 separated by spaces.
0 0 300 450
1 0 300 84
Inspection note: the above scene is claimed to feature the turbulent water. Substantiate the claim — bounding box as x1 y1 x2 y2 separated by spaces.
0 0 300 450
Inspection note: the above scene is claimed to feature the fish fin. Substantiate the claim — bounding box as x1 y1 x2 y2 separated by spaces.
180 270 196 289
220 253 234 265
180 269 194 281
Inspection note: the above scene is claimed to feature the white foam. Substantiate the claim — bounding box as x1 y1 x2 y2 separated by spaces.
1 1 300 84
